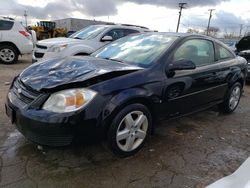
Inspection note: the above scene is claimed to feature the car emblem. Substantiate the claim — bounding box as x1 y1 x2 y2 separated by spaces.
17 88 22 94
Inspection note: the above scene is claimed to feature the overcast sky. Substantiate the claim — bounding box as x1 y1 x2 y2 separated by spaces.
1 0 250 35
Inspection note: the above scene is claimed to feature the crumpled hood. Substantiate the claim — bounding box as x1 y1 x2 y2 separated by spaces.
37 37 85 47
19 56 143 91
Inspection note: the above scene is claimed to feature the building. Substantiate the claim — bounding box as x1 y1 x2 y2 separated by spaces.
53 18 113 32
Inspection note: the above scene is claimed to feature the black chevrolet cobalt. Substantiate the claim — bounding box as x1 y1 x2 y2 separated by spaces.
6 33 247 157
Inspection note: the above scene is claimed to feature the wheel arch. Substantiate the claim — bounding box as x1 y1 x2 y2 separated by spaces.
228 69 245 88
0 41 21 55
65 45 95 56
102 91 157 134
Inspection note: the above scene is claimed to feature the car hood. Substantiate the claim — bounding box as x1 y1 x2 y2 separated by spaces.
19 56 143 91
37 37 87 47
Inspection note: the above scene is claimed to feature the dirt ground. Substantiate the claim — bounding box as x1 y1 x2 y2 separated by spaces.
0 55 250 188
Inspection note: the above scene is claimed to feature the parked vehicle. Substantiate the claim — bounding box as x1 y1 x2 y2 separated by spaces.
207 156 250 188
0 17 33 64
235 36 250 81
31 21 66 40
32 24 150 63
6 33 247 157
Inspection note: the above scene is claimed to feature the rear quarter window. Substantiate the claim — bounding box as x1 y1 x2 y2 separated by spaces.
0 20 14 30
217 44 234 60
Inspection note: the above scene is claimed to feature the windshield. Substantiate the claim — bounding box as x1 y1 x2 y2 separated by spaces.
92 33 177 67
69 25 106 40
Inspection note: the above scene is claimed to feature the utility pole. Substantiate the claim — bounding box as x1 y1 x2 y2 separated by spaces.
239 24 243 38
176 3 187 33
206 9 215 36
24 10 27 27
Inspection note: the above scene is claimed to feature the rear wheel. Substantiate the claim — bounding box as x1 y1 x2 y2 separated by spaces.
108 104 152 157
0 45 18 64
220 82 242 113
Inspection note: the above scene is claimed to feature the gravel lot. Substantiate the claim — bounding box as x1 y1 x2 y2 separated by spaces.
0 55 250 188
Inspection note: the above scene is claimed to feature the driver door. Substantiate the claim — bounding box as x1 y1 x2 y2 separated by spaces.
162 38 227 118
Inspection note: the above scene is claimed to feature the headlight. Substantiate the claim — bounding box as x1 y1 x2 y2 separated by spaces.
43 88 97 113
48 44 68 53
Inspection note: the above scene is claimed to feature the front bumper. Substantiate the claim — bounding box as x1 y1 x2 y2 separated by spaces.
5 91 105 146
32 47 60 63
6 103 74 146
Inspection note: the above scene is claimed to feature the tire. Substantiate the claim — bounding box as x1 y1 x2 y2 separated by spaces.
0 45 18 64
220 82 242 113
108 103 152 157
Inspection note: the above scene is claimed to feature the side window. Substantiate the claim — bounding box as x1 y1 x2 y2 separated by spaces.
124 29 139 36
104 29 125 40
0 20 14 30
173 39 215 67
217 45 234 60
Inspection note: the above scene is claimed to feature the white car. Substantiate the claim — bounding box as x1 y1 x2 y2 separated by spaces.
0 17 33 64
207 156 250 188
32 24 150 63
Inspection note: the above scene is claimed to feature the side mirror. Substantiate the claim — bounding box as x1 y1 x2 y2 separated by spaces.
168 59 196 72
101 36 113 42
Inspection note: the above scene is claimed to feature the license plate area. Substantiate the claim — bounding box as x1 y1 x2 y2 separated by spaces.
5 104 16 124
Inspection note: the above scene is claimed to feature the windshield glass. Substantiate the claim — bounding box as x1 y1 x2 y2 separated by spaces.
92 33 177 67
69 25 106 40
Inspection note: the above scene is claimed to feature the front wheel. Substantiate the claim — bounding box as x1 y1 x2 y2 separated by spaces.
108 104 152 157
220 82 242 113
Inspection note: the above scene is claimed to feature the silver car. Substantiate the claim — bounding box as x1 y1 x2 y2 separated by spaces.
32 24 150 63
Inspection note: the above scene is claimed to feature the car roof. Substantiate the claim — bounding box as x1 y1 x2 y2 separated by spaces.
92 24 151 32
130 32 213 39
0 17 15 22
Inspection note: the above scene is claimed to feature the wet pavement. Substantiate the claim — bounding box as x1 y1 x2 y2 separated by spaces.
0 55 250 188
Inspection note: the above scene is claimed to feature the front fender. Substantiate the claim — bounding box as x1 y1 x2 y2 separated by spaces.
102 88 158 120
61 44 95 56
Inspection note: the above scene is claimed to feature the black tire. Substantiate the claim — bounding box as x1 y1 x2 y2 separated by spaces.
0 45 18 64
108 103 152 158
220 82 242 113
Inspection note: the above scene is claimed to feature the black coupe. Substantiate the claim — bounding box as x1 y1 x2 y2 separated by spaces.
6 33 247 157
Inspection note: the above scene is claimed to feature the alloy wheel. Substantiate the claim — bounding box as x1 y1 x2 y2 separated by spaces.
229 86 241 110
116 111 148 152
0 48 15 62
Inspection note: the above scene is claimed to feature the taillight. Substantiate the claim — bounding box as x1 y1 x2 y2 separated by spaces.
19 31 31 38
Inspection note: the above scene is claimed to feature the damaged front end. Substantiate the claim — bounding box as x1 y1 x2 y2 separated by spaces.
5 56 143 146
19 56 143 92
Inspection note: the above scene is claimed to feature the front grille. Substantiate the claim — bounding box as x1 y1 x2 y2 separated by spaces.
34 52 44 58
36 44 47 49
12 79 40 104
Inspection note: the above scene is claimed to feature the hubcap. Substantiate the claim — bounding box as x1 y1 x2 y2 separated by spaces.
116 111 148 152
229 86 241 110
0 48 15 62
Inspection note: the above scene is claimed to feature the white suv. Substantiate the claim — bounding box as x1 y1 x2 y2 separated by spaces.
0 17 33 64
33 24 150 63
